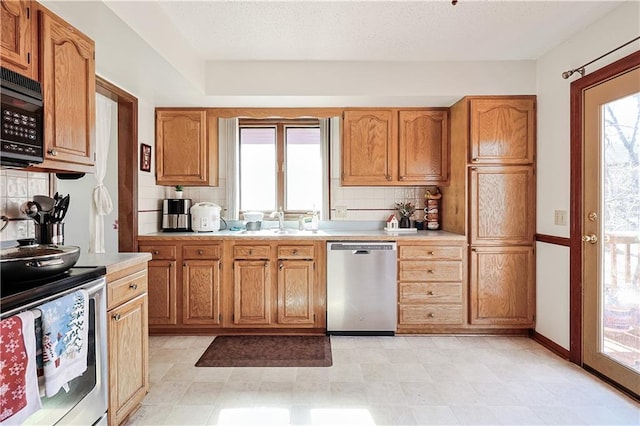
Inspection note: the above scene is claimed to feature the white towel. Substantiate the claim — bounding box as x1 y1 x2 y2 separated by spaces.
36 290 89 397
0 311 42 425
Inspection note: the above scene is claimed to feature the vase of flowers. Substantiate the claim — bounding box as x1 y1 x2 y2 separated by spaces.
395 201 415 228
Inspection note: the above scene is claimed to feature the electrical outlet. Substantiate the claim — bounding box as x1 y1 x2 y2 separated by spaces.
554 210 567 226
335 205 347 219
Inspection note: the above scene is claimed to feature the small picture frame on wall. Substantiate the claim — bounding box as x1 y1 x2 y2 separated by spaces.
140 143 151 172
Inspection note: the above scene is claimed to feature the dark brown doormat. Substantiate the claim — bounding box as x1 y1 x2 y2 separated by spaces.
195 335 332 367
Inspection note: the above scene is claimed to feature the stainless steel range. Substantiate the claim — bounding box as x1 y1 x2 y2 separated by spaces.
1 266 108 425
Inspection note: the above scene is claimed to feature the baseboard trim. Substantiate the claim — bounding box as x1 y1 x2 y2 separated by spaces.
530 330 570 359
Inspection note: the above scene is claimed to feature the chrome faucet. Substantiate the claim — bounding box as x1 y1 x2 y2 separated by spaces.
270 207 285 230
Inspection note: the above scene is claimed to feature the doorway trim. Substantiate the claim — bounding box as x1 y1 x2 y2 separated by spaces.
96 76 138 252
569 50 640 365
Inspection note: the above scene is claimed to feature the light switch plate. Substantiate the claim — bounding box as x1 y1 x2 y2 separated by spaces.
554 210 567 226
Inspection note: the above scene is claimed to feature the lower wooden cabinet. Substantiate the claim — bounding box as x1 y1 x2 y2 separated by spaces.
146 259 177 325
182 244 222 325
106 261 149 426
397 241 466 332
277 259 315 325
469 245 535 327
233 260 272 325
108 294 148 426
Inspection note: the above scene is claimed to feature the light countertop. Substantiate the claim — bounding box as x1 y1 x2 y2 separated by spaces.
77 252 152 275
137 229 465 241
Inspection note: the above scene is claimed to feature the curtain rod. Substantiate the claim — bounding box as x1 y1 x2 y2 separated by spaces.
562 36 640 79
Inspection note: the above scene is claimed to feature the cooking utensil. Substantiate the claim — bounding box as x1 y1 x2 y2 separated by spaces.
20 201 40 219
33 195 55 213
52 194 70 223
0 243 80 282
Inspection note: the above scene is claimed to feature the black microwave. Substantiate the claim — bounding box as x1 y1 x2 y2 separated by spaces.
1 66 44 168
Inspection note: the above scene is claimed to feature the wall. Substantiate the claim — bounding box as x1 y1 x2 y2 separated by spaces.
0 171 49 243
535 1 640 349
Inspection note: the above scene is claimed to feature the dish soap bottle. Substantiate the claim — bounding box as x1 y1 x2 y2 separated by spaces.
311 210 319 231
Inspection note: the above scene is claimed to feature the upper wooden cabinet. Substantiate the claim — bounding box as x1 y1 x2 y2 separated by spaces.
342 109 449 186
398 110 449 184
1 0 37 79
155 109 218 186
342 110 395 185
469 98 535 165
36 8 95 173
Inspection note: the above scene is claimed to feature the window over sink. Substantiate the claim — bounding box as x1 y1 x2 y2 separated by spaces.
229 118 329 219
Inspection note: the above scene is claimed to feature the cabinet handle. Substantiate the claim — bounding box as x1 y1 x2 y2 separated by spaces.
129 283 138 290
427 269 435 273
472 157 479 162
427 251 434 255
471 248 477 252
279 262 284 270
112 313 121 321
426 291 434 296
169 262 173 267
249 249 253 255
153 250 159 255
198 249 204 255
386 175 392 181
427 313 434 318
293 249 298 255
264 262 268 268
471 166 478 171
399 176 405 181
47 149 57 156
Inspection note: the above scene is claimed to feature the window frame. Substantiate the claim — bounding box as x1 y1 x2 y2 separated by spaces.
238 118 321 217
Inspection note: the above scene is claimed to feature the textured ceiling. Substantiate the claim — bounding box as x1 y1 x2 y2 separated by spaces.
151 0 624 62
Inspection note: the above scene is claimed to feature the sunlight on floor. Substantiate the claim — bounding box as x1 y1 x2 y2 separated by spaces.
217 408 290 425
310 408 375 425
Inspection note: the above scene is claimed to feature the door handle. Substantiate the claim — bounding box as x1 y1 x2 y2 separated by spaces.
582 234 598 244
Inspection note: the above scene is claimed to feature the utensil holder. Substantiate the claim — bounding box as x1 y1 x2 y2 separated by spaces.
35 222 64 245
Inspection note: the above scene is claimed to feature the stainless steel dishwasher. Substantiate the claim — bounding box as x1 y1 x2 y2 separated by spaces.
326 241 397 335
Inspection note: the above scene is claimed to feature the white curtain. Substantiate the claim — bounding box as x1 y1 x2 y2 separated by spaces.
89 94 114 253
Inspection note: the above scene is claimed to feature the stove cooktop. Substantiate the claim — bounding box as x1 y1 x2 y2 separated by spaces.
1 266 106 314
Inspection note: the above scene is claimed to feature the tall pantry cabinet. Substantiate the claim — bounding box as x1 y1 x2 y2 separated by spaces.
442 96 536 328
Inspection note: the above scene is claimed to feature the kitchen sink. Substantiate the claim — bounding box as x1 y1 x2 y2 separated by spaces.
239 228 324 236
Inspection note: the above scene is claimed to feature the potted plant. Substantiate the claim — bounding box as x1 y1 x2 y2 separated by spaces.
394 201 416 228
174 185 184 199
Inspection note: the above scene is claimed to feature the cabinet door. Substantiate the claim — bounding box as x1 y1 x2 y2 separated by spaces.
277 260 314 325
108 294 148 426
233 260 271 325
183 259 221 325
40 10 95 168
147 259 177 325
469 246 535 326
470 166 535 245
342 110 396 185
156 110 217 186
1 0 35 79
398 110 449 184
470 98 535 164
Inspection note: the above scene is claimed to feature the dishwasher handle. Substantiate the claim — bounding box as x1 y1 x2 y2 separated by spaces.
354 250 370 255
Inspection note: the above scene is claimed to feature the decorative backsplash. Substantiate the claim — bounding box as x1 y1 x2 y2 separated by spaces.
0 170 50 241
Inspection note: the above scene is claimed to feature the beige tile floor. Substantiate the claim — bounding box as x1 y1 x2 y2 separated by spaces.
126 335 640 425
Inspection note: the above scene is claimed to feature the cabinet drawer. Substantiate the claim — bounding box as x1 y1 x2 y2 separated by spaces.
108 270 148 310
233 245 271 259
183 244 221 259
399 304 463 325
399 245 463 260
277 245 314 259
399 261 462 282
399 282 462 304
139 245 176 260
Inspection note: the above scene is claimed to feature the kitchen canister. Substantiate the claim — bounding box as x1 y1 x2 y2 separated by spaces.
424 187 442 230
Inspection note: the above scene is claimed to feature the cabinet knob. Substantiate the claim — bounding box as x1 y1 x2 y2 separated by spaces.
264 262 268 268
427 313 434 318
279 262 284 270
426 291 434 296
249 249 253 255
472 157 479 162
427 251 434 255
47 149 58 156
292 249 298 255
153 250 159 255
471 166 478 171
427 269 435 273
198 249 204 255
399 176 405 181
129 283 138 290
386 175 392 181
112 313 121 321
